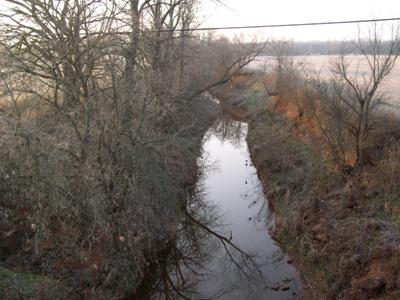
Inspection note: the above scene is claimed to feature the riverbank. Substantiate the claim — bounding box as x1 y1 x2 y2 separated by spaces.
0 97 219 299
212 74 400 299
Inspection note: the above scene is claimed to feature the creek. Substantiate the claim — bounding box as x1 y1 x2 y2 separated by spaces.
135 114 302 300
190 116 302 299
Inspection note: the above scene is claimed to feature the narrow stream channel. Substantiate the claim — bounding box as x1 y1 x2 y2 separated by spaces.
192 116 302 299
136 114 302 299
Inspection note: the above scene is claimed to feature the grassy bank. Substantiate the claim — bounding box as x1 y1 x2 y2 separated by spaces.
213 75 400 299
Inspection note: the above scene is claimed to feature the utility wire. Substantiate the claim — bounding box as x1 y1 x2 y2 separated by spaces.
159 17 400 32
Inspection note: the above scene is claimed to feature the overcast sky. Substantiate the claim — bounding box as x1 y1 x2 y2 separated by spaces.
200 0 400 40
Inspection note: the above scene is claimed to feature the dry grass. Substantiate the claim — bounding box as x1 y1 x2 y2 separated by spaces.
220 71 400 299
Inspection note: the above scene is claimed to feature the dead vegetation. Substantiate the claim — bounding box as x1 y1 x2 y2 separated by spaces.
215 30 400 297
246 84 400 299
0 0 265 298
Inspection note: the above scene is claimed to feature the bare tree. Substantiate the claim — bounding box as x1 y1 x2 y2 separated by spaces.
191 36 266 98
330 23 400 165
305 76 350 168
261 39 296 97
0 0 266 297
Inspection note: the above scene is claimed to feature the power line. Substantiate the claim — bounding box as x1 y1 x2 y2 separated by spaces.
159 17 400 32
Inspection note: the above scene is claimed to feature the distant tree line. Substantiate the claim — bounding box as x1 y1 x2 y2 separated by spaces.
261 40 400 56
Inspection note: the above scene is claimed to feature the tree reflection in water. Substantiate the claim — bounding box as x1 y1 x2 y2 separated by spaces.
205 113 247 147
134 115 301 300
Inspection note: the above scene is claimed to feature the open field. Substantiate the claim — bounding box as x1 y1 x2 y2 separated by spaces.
250 55 400 109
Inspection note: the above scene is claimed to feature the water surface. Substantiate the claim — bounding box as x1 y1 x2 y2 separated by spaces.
191 117 302 299
138 116 302 300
